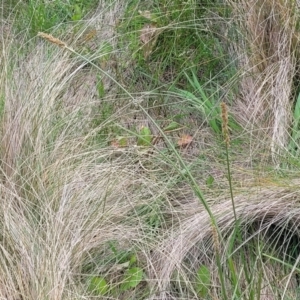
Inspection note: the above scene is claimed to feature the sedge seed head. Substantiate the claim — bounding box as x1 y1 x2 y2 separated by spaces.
212 223 220 255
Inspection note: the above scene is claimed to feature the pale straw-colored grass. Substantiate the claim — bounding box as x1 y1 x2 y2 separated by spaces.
226 0 299 165
1 1 300 300
148 180 300 299
0 2 170 299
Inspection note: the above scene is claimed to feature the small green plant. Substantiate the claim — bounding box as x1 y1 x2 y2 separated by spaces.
173 71 240 135
120 267 144 291
137 126 152 146
88 276 109 296
206 174 215 188
195 265 211 298
117 0 228 92
15 0 97 37
71 3 83 21
163 120 183 132
87 242 145 297
176 71 222 134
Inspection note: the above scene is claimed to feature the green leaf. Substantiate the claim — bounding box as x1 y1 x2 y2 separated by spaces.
88 276 109 295
120 267 144 291
137 126 152 146
175 89 205 114
209 118 221 134
263 253 300 273
117 136 127 147
71 4 82 21
163 121 181 132
129 254 137 266
96 75 105 98
206 175 214 187
195 265 210 297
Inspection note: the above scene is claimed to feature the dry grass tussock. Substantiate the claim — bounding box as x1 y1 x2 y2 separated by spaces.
1 1 300 300
227 0 300 164
0 37 170 297
0 4 171 300
149 179 300 299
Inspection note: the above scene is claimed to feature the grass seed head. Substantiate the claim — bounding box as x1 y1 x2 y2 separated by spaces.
221 102 230 147
37 32 67 48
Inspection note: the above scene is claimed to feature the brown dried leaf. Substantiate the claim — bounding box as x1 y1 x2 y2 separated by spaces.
177 134 193 148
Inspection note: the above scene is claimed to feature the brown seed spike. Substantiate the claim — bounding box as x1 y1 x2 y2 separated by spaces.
211 223 220 256
37 32 67 48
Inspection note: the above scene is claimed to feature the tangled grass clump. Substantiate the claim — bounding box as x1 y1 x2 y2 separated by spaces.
1 0 300 299
149 180 300 299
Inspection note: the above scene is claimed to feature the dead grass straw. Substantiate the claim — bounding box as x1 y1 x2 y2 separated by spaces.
226 0 300 165
148 179 300 299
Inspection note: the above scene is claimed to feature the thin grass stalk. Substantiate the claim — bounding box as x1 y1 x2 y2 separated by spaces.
221 102 243 298
226 220 244 298
221 102 237 222
212 223 228 300
257 273 262 300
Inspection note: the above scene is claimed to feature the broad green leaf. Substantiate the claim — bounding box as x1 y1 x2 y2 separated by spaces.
195 265 210 297
206 175 214 187
163 121 181 132
184 71 210 105
176 89 205 114
209 118 221 134
129 254 137 265
120 267 143 291
137 126 152 146
71 4 82 21
117 136 127 147
88 276 109 295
